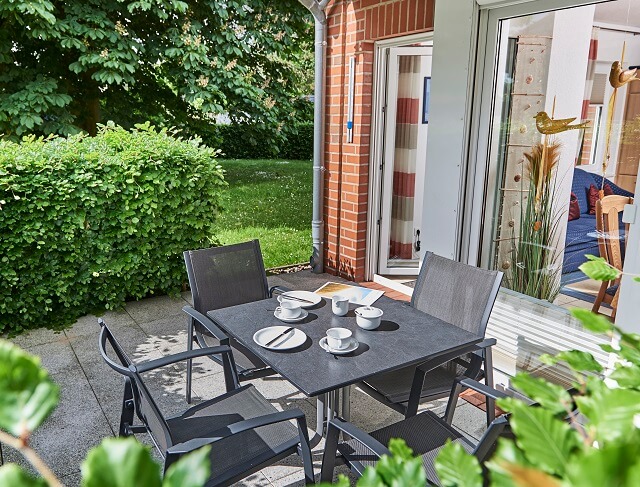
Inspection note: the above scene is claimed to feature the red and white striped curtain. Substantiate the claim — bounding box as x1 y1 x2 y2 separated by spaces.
389 56 421 260
581 27 599 120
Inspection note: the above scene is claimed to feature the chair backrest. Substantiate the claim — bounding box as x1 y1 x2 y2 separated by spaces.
184 240 270 313
472 415 511 463
411 252 503 337
595 195 633 273
98 319 173 454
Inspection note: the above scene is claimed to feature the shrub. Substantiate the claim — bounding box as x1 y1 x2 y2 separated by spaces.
0 123 225 334
200 122 313 160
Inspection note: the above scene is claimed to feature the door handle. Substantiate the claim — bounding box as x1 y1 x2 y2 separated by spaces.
414 229 421 252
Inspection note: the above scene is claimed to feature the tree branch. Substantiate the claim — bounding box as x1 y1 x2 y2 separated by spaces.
0 430 63 487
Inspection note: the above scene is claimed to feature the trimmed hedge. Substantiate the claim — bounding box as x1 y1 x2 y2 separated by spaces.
202 122 313 160
0 123 225 334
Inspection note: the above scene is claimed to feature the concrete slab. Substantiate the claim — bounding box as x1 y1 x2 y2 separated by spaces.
64 309 135 339
124 295 188 324
7 326 65 350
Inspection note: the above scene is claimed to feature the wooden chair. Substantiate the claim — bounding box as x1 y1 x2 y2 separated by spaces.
592 195 633 319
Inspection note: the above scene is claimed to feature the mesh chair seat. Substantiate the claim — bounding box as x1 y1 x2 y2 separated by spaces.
362 363 467 404
168 385 298 483
338 411 474 486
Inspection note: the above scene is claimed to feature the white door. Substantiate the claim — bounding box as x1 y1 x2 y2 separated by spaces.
378 46 432 275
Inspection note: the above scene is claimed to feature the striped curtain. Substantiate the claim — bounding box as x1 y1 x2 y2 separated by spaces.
581 27 599 120
390 56 421 260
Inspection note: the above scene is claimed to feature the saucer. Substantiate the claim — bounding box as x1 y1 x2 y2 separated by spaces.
319 337 359 355
274 308 309 323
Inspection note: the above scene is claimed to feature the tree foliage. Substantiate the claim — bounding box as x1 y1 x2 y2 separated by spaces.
0 0 312 139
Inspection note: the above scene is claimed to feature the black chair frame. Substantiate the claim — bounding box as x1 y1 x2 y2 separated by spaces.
98 318 314 486
321 377 509 484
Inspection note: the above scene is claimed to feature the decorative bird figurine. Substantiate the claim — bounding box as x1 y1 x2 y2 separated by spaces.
534 111 590 135
609 61 639 88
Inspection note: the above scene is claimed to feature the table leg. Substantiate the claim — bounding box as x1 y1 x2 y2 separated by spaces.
340 385 351 422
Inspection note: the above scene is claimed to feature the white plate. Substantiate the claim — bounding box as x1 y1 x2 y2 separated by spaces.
253 326 307 351
274 308 309 323
319 337 359 355
277 291 322 308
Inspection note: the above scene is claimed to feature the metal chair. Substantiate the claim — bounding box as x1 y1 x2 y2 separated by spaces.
98 317 314 487
184 240 286 403
358 252 503 424
320 378 510 485
592 195 633 318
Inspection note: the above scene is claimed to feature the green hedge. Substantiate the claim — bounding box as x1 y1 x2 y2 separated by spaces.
0 123 225 334
202 122 313 160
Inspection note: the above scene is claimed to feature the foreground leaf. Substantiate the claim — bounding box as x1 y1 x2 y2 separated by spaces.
509 402 581 476
579 256 620 281
359 439 426 487
576 387 640 442
565 432 640 486
501 464 561 487
163 446 210 487
81 437 162 487
435 440 482 487
570 308 613 334
509 374 572 415
0 340 59 436
0 464 47 487
540 350 602 373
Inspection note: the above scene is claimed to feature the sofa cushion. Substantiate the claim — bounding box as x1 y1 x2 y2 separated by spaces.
568 192 580 221
587 183 613 214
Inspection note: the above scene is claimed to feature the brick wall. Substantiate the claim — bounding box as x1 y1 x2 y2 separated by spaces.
323 0 434 281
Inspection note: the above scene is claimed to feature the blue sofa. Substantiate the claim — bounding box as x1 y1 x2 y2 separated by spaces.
563 168 634 274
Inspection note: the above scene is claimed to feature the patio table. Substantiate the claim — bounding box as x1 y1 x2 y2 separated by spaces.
207 278 482 440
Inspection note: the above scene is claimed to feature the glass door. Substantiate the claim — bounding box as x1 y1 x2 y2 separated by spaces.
378 46 432 275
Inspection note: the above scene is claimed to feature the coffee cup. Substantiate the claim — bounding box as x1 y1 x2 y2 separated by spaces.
276 301 302 319
326 327 352 350
331 294 350 316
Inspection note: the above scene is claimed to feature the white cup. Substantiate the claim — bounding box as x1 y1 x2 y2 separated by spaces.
332 294 350 316
326 327 352 350
276 301 302 319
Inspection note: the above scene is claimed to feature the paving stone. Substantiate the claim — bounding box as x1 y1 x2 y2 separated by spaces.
181 290 194 305
64 309 134 339
124 295 187 324
6 326 65 350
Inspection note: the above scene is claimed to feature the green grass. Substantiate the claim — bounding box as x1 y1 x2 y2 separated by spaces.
212 158 312 269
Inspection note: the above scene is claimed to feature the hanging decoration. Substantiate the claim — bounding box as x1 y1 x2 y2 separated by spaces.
600 42 639 197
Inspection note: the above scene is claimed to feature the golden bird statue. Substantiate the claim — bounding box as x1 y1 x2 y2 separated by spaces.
534 111 590 135
609 61 639 88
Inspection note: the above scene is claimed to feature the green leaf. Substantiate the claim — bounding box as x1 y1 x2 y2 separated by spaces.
540 350 603 374
576 387 640 442
610 364 640 389
81 437 162 487
163 446 210 487
0 464 47 487
570 308 613 334
509 401 582 476
435 440 482 487
509 373 573 415
358 439 426 487
565 433 640 487
0 340 59 436
579 256 620 281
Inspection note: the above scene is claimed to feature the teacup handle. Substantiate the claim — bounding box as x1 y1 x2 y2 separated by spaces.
275 306 282 313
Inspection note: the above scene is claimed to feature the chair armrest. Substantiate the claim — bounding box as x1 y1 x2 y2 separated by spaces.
182 305 229 343
166 408 307 455
454 377 508 401
328 419 390 457
269 285 292 297
135 346 233 373
474 338 496 350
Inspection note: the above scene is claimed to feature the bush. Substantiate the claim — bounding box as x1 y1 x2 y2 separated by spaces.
201 122 313 160
0 123 225 334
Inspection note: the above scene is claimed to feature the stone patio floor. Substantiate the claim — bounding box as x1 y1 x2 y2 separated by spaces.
3 276 488 486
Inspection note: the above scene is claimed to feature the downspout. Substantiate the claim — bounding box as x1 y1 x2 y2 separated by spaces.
299 0 328 273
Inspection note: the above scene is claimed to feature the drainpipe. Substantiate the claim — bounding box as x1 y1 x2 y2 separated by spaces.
299 0 328 273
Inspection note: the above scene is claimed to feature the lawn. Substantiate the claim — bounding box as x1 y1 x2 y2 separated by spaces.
212 159 313 269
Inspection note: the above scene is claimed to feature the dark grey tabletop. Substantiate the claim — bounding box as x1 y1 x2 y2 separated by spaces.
207 272 482 397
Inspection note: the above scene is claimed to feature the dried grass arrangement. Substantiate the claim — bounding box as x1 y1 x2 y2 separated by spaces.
507 139 563 301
